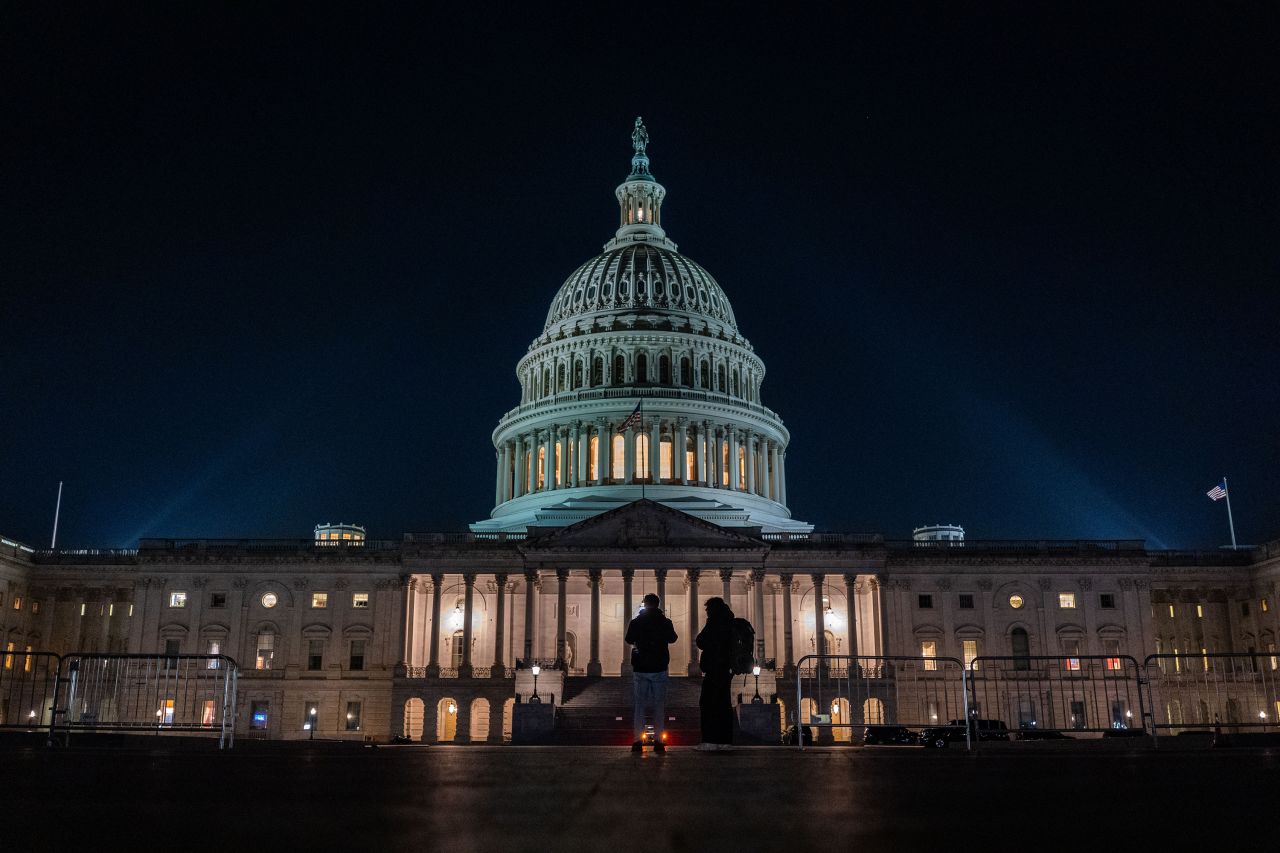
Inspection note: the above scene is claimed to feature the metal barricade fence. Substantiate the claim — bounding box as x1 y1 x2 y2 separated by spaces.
51 654 239 749
0 651 61 730
1143 652 1280 742
794 654 968 749
966 655 1145 742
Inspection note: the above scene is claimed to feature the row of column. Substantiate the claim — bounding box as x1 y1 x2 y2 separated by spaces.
494 419 787 505
522 353 759 405
411 570 857 677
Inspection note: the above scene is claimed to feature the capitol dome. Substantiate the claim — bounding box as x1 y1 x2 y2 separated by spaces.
472 118 810 535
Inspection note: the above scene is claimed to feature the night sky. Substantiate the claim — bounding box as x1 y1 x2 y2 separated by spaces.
3 5 1277 549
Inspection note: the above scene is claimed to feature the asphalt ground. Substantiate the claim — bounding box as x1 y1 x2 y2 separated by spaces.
5 744 1278 852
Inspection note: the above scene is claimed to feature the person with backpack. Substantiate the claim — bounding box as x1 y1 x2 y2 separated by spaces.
695 596 737 750
625 592 678 753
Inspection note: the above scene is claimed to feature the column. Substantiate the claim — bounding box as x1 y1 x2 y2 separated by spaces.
621 569 634 673
576 423 588 486
494 449 503 506
779 451 787 506
427 573 443 677
655 569 668 613
559 426 571 488
460 575 475 677
649 419 661 481
728 428 740 491
780 573 795 676
595 418 609 484
709 427 721 488
687 570 701 676
694 422 706 484
745 435 756 495
400 577 417 668
514 437 526 497
720 569 733 602
752 570 767 661
843 573 860 661
674 418 688 483
769 442 781 501
623 425 636 483
555 569 569 667
587 570 602 676
522 570 538 663
543 429 555 492
491 573 508 678
812 573 827 658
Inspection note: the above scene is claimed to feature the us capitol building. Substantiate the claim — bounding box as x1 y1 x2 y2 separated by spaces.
3 120 1279 743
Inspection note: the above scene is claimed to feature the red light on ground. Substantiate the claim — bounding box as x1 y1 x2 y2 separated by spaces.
661 732 668 741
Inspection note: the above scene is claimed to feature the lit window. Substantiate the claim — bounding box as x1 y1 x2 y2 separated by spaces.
1062 639 1081 671
160 698 175 725
1058 593 1076 609
128 604 134 617
202 700 216 727
1269 643 1278 672
303 701 319 731
1201 648 1209 672
312 592 328 609
349 640 366 671
250 701 269 730
2 641 12 669
345 701 362 731
1008 594 1024 609
1104 639 1122 671
12 596 23 611
261 592 278 609
962 639 978 669
79 603 86 616
23 646 33 672
958 594 974 609
352 593 369 609
256 632 275 670
206 640 221 668
108 603 114 617
1263 598 1271 613
169 592 187 608
921 640 937 671
1168 605 1175 618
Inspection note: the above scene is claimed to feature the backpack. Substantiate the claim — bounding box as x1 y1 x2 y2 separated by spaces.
729 617 756 675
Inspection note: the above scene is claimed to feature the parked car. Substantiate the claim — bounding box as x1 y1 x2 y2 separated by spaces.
920 718 1010 748
863 725 918 746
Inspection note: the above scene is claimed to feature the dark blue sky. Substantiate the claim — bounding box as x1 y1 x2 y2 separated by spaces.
2 4 1277 548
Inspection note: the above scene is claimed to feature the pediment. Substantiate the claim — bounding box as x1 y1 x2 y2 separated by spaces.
524 499 765 551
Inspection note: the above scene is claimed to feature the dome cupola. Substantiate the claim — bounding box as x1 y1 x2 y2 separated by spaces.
473 119 810 535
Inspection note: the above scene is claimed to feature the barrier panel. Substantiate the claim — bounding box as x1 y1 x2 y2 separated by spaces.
1143 652 1280 742
0 651 60 730
52 653 239 749
794 654 968 749
966 655 1145 742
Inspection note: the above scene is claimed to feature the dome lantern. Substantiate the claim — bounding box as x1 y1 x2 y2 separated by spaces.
609 117 674 251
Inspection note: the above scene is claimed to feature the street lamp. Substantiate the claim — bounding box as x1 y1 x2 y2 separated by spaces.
751 665 762 704
530 664 542 703
309 706 317 740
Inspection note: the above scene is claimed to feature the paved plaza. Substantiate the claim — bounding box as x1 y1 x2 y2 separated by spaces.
5 744 1278 851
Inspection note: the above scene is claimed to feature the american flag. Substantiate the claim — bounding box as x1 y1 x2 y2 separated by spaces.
1206 479 1228 501
618 401 642 433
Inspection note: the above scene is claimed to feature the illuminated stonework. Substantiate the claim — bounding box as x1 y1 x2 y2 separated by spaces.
474 119 810 534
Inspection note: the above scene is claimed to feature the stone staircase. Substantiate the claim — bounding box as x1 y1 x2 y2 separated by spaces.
551 674 703 745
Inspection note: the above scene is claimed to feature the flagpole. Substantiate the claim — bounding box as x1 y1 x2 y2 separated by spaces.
639 397 645 501
50 480 63 549
1223 475 1238 550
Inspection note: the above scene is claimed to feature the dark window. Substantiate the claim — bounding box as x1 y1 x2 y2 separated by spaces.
1242 602 1250 617
680 357 692 385
1099 593 1116 609
958 594 974 609
307 640 324 671
659 355 671 384
918 594 933 609
613 355 625 385
164 638 180 668
1011 628 1030 670
591 358 603 386
349 640 366 671
635 353 648 383
210 592 227 609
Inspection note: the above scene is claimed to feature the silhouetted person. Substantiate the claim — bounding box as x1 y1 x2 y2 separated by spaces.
695 596 735 750
625 592 677 753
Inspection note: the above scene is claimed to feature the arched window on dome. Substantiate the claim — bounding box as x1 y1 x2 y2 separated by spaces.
685 431 696 481
635 353 648 385
680 357 692 387
659 355 671 385
573 361 583 389
731 368 740 398
556 363 566 393
591 357 603 387
543 367 552 398
699 360 710 389
717 364 727 393
660 436 673 480
588 434 598 481
613 355 626 386
536 447 546 490
738 446 746 488
610 433 625 480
